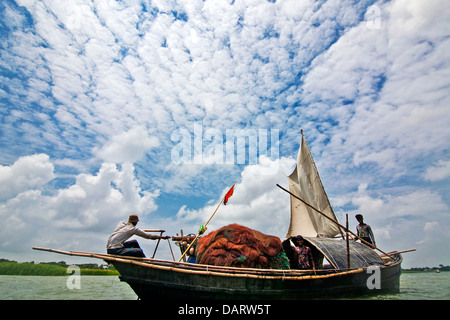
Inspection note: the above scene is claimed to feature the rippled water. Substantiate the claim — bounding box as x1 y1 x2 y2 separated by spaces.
0 272 448 300
367 272 450 300
0 275 137 300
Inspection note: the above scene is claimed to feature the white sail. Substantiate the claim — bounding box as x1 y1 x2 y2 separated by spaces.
286 131 344 239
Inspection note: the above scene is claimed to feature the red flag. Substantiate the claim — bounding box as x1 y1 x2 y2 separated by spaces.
223 183 235 205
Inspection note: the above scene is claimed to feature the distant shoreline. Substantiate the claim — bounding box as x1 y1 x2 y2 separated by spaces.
402 265 450 273
402 269 448 273
0 259 119 276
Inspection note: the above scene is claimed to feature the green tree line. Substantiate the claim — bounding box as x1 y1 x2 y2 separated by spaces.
0 259 119 276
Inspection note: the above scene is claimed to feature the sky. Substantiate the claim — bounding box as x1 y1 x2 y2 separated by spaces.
0 0 449 269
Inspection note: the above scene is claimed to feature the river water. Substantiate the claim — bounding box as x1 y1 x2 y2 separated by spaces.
0 275 137 300
0 272 448 300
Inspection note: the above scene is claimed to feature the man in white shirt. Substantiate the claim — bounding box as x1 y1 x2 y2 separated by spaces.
107 214 170 257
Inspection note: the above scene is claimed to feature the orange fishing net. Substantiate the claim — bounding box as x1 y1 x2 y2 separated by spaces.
195 224 283 268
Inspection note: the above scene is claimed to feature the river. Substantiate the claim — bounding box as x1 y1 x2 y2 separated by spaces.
0 275 137 300
0 272 448 300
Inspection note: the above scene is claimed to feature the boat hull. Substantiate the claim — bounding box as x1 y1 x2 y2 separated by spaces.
111 254 402 300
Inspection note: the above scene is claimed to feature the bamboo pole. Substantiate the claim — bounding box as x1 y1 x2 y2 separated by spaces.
177 202 219 262
151 230 164 258
276 184 395 259
178 182 235 262
32 246 367 280
34 246 390 281
346 214 350 269
383 248 416 256
180 230 186 262
167 238 175 261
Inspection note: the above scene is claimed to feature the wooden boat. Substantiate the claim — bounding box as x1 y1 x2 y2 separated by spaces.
33 131 404 299
33 245 402 300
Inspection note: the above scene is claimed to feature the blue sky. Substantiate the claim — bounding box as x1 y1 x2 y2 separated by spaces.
0 0 449 268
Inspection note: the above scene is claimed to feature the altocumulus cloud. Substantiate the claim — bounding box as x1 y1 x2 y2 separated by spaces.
94 126 160 163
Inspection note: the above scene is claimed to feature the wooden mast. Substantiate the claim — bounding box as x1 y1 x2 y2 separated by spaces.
346 214 350 269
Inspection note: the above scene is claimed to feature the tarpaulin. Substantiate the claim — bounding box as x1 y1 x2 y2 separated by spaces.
304 237 384 269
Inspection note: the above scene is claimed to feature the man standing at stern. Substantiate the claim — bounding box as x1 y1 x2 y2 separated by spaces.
355 214 376 248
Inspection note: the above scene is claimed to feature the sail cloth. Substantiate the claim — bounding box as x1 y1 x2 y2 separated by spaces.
286 132 344 239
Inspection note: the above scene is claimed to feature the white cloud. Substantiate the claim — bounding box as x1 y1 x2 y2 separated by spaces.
0 154 159 254
346 183 448 222
353 148 398 171
299 0 450 182
351 185 385 216
0 154 55 201
336 182 450 267
423 160 450 182
424 221 439 233
175 156 295 239
94 126 160 163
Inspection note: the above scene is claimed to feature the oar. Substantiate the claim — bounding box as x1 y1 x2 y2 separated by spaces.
383 248 416 256
276 184 395 260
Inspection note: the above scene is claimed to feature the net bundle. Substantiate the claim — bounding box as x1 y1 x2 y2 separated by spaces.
195 223 289 269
